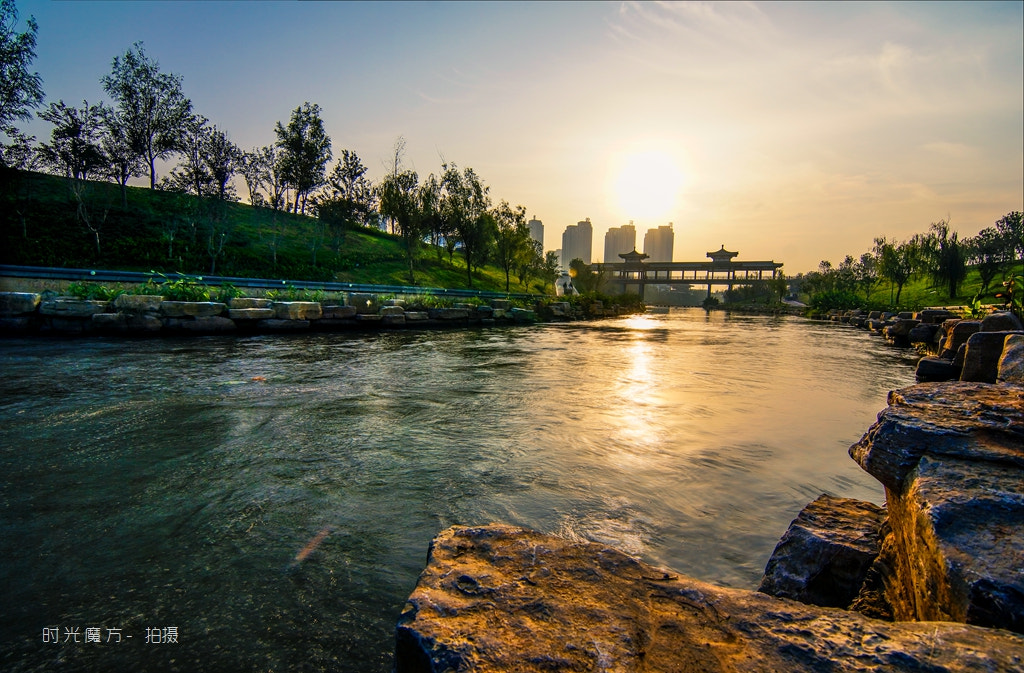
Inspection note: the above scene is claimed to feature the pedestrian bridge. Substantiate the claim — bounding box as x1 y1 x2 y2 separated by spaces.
591 246 783 297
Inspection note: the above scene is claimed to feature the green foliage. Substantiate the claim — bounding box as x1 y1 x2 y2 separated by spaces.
996 274 1023 321
64 280 124 301
0 169 546 295
214 282 244 304
265 285 326 302
0 0 44 134
809 289 862 312
147 271 210 301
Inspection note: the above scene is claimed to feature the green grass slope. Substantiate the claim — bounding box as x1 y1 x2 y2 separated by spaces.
0 169 543 294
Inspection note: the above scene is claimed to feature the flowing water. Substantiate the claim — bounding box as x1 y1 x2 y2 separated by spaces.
0 309 918 671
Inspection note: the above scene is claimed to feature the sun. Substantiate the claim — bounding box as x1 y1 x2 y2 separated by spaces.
611 150 685 222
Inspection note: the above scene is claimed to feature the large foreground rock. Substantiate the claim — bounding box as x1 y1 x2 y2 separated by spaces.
849 382 1024 632
395 524 1023 672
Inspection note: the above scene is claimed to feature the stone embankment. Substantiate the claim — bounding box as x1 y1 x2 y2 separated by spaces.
825 308 1024 385
396 381 1024 671
0 292 631 336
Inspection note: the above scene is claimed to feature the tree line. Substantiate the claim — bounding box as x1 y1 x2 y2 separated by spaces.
793 213 1023 310
0 1 558 290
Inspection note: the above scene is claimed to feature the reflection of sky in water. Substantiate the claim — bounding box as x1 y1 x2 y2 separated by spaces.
0 310 920 671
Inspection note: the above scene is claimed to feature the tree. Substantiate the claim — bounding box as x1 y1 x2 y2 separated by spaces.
101 42 192 189
274 102 331 214
441 163 493 288
924 219 967 299
515 237 543 289
994 211 1023 275
99 105 143 208
165 116 240 201
874 236 918 306
418 171 447 261
491 199 530 292
378 168 421 283
536 250 560 294
315 148 376 249
36 100 108 181
968 227 1007 294
0 0 43 140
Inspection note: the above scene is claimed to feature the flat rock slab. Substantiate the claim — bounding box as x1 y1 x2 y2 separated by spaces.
395 524 1024 673
0 292 40 316
159 301 226 317
758 494 884 609
849 382 1024 493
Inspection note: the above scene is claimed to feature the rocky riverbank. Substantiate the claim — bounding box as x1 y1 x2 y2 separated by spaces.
0 291 636 336
825 308 1024 385
395 380 1023 671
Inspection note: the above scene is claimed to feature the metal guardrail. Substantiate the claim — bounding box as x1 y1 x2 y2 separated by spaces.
0 265 544 301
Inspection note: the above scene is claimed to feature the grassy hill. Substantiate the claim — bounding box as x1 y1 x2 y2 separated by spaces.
0 169 544 294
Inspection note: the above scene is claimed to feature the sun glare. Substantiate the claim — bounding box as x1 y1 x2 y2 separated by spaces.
611 150 685 222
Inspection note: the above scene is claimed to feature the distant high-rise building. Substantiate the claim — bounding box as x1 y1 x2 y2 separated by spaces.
604 222 637 262
562 218 593 265
527 216 544 248
644 223 674 263
555 248 563 268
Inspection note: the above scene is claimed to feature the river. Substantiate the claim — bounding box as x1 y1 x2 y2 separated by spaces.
0 309 919 671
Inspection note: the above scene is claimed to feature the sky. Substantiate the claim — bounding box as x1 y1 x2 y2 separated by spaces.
12 0 1024 273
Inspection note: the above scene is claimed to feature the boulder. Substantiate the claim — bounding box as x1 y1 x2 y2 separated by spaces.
999 334 1024 383
381 314 406 326
897 311 915 320
272 301 322 320
0 292 40 316
229 297 272 309
549 302 571 318
92 313 163 333
510 308 537 323
960 331 1024 383
39 298 109 317
476 305 494 318
758 494 885 609
321 305 356 319
884 319 920 346
427 308 469 321
395 524 1024 673
981 311 1023 332
907 323 939 348
379 305 406 317
941 320 981 359
849 382 1024 632
916 309 956 324
404 311 429 322
914 356 959 382
355 314 382 323
349 293 378 314
113 294 163 313
227 308 275 320
490 299 511 310
159 301 226 318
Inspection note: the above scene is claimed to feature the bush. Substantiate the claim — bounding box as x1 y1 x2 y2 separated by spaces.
809 289 862 312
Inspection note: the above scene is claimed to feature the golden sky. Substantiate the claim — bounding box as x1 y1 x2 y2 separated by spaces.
20 1 1024 272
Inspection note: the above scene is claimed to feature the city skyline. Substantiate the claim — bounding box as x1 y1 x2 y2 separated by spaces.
9 1 1023 273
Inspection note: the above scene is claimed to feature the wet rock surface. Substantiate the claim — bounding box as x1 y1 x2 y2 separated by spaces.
758 494 885 609
850 382 1024 633
395 524 1024 672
